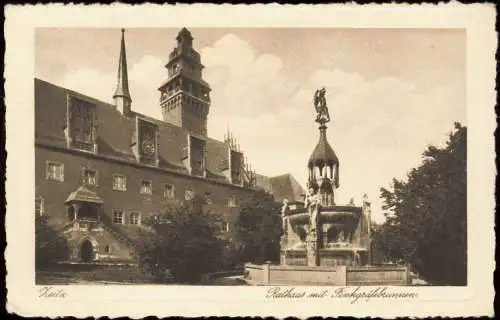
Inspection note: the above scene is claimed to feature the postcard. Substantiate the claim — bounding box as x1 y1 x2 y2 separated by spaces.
4 3 496 318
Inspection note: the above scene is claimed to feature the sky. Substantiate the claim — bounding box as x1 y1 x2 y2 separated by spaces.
35 28 466 222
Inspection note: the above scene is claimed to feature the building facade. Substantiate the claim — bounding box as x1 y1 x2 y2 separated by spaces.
35 28 305 265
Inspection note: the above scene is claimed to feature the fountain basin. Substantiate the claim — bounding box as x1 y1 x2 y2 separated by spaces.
243 263 411 286
286 206 361 226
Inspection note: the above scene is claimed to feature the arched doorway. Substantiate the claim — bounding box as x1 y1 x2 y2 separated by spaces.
80 240 94 262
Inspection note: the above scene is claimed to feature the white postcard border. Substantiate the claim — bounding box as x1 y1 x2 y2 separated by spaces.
5 4 496 318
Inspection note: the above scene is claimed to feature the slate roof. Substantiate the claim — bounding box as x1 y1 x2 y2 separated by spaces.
35 78 305 200
270 174 306 203
255 173 306 203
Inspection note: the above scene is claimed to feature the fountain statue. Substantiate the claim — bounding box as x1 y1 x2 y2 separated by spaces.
304 187 320 233
314 87 330 124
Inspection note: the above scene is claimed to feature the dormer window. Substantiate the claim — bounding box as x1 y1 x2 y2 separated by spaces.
67 95 97 152
141 130 156 156
136 118 159 166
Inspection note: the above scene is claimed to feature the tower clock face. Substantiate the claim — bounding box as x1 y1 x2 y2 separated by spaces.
142 140 155 156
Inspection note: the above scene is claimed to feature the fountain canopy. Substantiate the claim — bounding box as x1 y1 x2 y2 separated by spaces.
308 124 339 169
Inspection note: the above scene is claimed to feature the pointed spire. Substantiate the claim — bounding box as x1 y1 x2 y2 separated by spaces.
113 28 131 114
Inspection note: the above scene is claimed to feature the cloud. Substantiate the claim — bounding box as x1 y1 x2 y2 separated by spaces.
128 55 165 119
58 55 165 120
60 68 115 104
202 34 293 119
310 68 365 90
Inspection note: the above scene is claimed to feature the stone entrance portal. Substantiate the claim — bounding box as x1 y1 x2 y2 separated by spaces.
80 240 94 262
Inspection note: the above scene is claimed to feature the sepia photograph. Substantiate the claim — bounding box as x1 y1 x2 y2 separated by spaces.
34 26 466 286
5 4 495 318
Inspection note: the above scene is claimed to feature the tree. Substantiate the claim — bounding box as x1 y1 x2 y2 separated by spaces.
35 215 69 269
138 196 226 283
233 190 282 265
376 122 467 285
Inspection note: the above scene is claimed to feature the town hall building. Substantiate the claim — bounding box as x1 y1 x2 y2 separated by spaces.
35 28 305 265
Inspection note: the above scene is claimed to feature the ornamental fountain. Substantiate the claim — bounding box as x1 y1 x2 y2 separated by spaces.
243 88 411 286
279 87 371 268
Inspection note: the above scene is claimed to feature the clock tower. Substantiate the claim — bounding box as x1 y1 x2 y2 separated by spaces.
159 28 211 136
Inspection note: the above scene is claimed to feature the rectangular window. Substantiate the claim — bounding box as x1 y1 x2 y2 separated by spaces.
140 180 152 194
112 210 124 224
82 168 97 186
185 188 194 201
46 162 64 181
35 196 45 216
129 212 141 225
204 192 213 205
113 174 127 191
164 183 175 200
228 196 236 208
